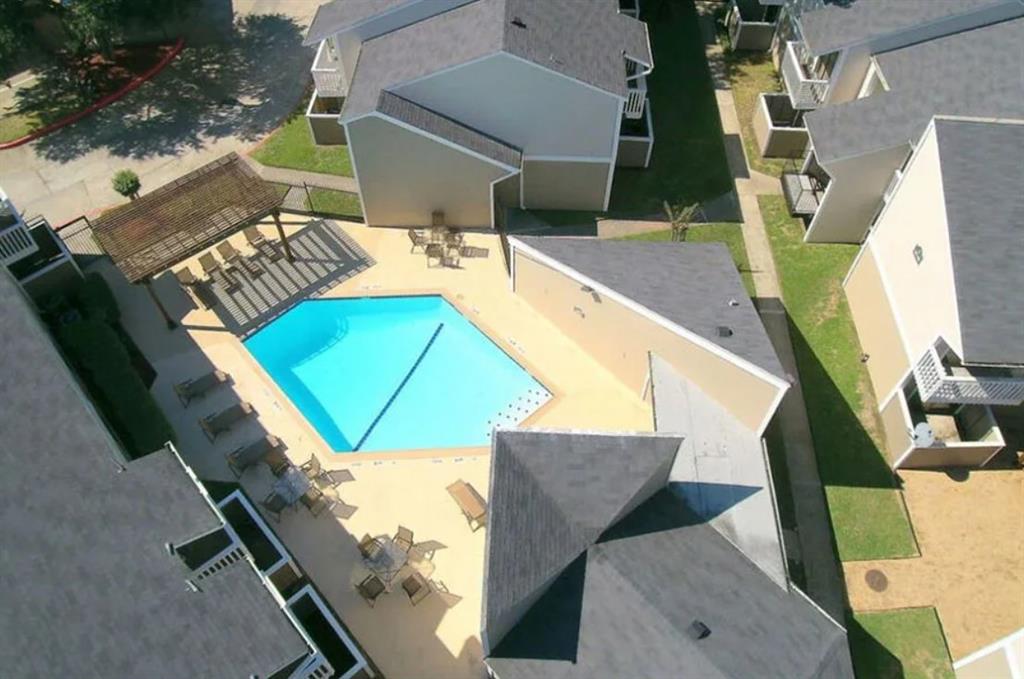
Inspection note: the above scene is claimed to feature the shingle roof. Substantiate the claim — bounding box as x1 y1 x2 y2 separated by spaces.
805 16 1024 164
483 430 853 679
483 429 681 649
650 354 789 589
377 91 521 167
511 236 787 380
0 269 309 678
798 0 1006 56
934 118 1024 366
304 0 412 46
342 0 649 121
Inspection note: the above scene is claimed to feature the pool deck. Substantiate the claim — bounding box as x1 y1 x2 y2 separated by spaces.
96 213 651 679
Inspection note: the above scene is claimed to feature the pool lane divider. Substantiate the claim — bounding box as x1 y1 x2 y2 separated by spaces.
352 322 445 451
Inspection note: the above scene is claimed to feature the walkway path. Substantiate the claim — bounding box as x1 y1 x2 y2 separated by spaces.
248 157 358 193
697 4 848 623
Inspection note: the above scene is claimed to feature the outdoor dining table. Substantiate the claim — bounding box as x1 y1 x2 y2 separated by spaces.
364 537 409 584
273 466 311 506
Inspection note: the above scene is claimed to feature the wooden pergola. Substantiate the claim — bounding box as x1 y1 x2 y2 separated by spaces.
92 153 292 329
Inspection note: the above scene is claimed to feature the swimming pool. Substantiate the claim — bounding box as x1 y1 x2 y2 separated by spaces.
245 296 550 452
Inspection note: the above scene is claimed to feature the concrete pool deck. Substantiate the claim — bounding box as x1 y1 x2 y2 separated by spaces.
94 213 651 678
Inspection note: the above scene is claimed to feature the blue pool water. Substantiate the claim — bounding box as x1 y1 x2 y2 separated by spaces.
245 296 550 452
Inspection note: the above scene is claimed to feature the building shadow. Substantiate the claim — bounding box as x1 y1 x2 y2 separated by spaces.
846 612 906 679
31 12 308 163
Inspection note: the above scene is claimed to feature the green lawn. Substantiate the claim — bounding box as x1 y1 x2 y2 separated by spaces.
608 0 733 215
724 50 788 178
761 195 917 561
307 187 362 220
620 223 754 296
251 114 354 177
849 609 954 679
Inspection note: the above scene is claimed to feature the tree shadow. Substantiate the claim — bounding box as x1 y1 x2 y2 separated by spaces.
32 13 308 163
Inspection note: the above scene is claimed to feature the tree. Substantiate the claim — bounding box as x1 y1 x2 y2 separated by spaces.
112 169 141 200
663 201 701 242
0 0 29 77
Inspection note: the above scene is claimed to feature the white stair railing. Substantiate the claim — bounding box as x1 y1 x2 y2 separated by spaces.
311 39 348 97
914 345 1024 406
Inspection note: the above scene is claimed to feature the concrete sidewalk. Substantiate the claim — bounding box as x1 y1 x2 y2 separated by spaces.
697 3 849 624
247 157 358 193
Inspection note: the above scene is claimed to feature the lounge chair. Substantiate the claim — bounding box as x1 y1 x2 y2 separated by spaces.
199 401 254 441
175 267 219 309
358 534 383 561
300 486 336 517
407 228 428 253
225 434 285 478
402 571 432 606
261 491 290 522
356 573 386 607
447 480 487 531
174 369 229 406
244 226 282 261
300 455 349 489
199 252 239 291
217 240 264 278
394 526 414 553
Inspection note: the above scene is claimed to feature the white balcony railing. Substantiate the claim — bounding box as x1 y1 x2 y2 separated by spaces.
624 75 647 119
0 213 38 266
914 344 1024 406
782 41 828 109
311 39 348 98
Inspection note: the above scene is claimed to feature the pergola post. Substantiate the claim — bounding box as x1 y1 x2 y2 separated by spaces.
143 277 177 330
272 208 294 262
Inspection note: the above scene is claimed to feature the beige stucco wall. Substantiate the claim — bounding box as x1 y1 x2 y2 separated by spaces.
868 125 962 360
521 159 610 211
956 632 1024 679
394 53 620 158
844 247 910 401
346 115 510 227
804 143 910 243
879 392 912 465
512 250 781 432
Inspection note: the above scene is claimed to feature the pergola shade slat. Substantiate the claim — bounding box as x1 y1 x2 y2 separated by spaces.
92 153 282 283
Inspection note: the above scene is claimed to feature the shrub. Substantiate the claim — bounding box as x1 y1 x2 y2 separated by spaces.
57 319 174 458
71 272 120 323
112 169 141 199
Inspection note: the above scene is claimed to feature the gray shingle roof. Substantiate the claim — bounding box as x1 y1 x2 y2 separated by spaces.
377 91 522 167
342 0 649 121
512 236 787 380
304 0 412 45
934 118 1024 366
483 430 853 679
483 429 681 650
806 16 1024 164
798 0 1006 56
650 354 788 588
0 269 309 678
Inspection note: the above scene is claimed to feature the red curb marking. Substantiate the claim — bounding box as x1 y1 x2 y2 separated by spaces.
0 37 185 151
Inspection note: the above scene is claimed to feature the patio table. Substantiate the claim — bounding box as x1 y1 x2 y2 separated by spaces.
273 466 311 506
364 536 409 584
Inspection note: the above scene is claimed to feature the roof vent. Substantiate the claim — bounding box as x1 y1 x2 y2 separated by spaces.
688 620 711 640
511 16 526 28
716 326 733 338
165 542 176 556
727 298 740 307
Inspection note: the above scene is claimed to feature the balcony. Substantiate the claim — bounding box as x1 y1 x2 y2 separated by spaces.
0 194 39 267
781 41 829 109
727 0 780 51
311 39 348 98
914 342 1024 406
753 92 809 158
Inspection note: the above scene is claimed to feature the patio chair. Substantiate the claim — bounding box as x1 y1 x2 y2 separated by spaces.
447 480 487 531
356 573 386 607
442 244 461 269
358 534 384 561
198 252 240 291
225 434 284 478
217 240 264 278
407 228 428 253
244 226 282 261
401 571 432 606
431 210 446 228
261 491 290 522
394 526 414 553
300 455 348 489
173 369 229 406
425 242 445 268
199 401 254 441
300 486 336 517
